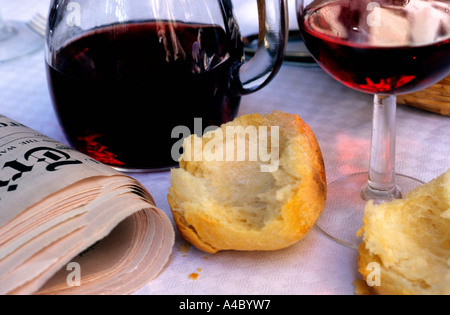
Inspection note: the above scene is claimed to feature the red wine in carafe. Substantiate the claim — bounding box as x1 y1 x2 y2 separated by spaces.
47 21 244 170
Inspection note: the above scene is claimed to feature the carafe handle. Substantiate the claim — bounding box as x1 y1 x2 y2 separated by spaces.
232 0 289 95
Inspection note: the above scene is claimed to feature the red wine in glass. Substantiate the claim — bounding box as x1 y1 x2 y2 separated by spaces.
47 21 244 170
300 0 450 95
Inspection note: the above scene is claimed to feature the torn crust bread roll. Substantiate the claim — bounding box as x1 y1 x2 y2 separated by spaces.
168 111 327 253
358 169 450 295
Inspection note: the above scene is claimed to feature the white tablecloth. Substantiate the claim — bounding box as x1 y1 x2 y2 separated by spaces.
1 0 449 295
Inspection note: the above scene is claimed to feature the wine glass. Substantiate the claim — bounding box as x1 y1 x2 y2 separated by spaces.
0 8 43 63
297 0 450 248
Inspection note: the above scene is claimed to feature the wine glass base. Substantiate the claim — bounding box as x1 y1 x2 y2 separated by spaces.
315 172 424 250
0 20 43 63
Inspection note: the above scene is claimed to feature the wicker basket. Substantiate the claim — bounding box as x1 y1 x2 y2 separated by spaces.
397 76 450 116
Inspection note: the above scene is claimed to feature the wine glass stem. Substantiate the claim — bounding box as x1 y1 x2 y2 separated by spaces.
363 94 400 201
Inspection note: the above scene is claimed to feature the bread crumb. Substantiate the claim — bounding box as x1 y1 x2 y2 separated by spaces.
189 268 203 280
189 273 199 280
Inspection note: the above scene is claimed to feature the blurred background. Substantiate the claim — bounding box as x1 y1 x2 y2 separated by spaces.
233 0 315 65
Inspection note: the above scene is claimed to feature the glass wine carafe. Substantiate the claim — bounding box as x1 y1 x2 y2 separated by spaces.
46 0 288 172
297 0 450 248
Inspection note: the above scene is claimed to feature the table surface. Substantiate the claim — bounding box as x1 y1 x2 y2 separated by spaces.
1 0 449 295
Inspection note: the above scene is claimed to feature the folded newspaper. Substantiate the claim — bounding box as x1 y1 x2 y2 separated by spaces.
0 114 175 295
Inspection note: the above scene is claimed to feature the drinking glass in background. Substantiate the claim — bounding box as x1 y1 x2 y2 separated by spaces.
0 7 42 63
297 0 450 248
46 0 288 172
235 0 317 64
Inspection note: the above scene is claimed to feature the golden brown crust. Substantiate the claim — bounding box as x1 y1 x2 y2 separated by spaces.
170 204 218 253
168 111 327 253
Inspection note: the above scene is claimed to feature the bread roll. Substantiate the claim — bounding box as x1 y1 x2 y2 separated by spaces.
168 111 326 253
358 169 450 295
